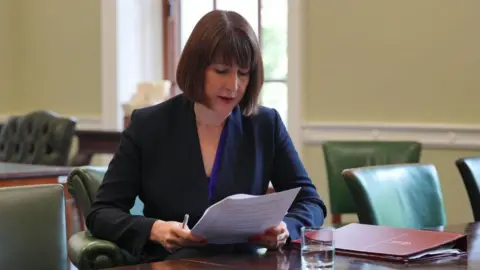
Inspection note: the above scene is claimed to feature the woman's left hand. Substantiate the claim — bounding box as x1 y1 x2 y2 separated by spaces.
248 221 289 250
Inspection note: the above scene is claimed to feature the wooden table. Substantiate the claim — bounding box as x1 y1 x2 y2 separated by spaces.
107 222 480 269
0 162 80 238
71 130 122 166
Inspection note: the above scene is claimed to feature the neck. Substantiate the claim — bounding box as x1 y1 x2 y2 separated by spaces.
194 103 228 126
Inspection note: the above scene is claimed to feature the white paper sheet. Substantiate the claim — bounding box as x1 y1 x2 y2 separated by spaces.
191 187 301 244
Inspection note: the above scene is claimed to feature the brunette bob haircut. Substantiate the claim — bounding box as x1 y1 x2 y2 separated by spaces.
176 10 264 116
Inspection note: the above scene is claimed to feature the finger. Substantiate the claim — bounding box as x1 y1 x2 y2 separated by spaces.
172 222 189 230
271 235 288 250
172 229 207 247
166 234 204 250
173 227 203 241
277 234 288 247
265 225 285 236
277 230 289 242
268 233 288 249
264 238 281 250
164 238 181 252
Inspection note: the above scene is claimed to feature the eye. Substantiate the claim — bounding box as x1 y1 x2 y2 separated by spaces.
238 70 249 76
215 68 229 74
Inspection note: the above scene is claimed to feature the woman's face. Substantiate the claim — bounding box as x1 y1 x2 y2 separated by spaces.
204 62 250 116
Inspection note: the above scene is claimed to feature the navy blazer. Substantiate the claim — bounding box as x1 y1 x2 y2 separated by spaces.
87 94 327 260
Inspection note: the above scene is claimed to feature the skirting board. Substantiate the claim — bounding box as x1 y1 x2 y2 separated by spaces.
302 122 480 149
0 115 103 130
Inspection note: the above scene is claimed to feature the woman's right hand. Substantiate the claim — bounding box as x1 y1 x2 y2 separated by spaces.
150 220 206 252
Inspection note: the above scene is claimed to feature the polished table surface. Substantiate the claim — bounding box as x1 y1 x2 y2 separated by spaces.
108 223 480 269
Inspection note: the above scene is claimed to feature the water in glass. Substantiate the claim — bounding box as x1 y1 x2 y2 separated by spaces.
301 227 335 268
301 242 334 268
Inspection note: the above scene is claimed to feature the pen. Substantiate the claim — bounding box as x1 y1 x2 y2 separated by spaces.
182 214 189 229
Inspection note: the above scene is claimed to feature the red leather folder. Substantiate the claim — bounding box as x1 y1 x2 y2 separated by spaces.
291 223 467 263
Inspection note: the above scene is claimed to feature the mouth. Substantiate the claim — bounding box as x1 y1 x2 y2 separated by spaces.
218 96 235 104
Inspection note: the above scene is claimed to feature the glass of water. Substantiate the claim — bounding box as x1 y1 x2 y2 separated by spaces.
301 226 335 268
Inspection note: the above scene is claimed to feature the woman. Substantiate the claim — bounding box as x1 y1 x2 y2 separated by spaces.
86 10 326 263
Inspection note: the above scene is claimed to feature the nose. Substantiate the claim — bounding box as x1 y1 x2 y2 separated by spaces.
225 71 239 92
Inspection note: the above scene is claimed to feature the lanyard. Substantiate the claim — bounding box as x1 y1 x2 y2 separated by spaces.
208 122 229 201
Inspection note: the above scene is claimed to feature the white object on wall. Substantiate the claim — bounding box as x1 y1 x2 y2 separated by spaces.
122 81 171 117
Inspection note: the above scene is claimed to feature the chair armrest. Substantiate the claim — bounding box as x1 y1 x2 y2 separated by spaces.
68 231 127 270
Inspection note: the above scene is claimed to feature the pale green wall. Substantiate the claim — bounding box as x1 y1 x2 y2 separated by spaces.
304 0 480 124
0 0 15 112
0 0 101 117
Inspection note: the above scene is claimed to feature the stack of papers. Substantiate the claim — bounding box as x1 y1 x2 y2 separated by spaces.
191 187 301 244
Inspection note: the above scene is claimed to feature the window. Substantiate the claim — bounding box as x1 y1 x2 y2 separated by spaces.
168 0 289 126
114 0 165 129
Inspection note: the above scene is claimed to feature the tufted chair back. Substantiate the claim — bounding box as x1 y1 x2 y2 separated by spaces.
0 111 77 166
0 116 21 162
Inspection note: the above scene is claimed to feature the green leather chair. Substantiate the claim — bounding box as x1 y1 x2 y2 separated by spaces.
322 141 422 226
67 166 144 270
455 157 480 221
342 164 447 229
0 111 76 165
0 184 68 269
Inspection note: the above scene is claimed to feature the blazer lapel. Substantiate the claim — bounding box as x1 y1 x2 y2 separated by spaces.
170 98 210 204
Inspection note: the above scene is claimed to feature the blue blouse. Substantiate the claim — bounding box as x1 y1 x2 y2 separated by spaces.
208 120 229 201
